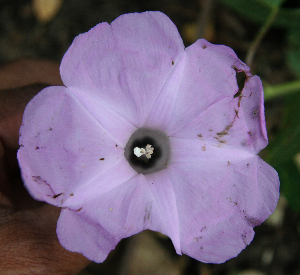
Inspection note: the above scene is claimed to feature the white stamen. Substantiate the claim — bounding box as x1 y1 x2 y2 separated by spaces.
134 144 154 159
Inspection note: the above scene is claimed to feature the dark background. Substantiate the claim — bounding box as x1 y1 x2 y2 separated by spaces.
0 0 299 275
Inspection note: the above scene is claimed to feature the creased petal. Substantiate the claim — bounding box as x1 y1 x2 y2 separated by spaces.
150 39 268 153
240 76 268 152
57 209 119 263
168 137 279 262
17 86 134 206
66 171 181 257
145 171 181 254
165 39 249 134
60 11 184 126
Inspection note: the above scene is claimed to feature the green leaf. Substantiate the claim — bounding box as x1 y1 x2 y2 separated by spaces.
265 93 300 211
266 93 300 164
258 0 285 8
220 0 300 28
275 160 300 211
286 27 300 77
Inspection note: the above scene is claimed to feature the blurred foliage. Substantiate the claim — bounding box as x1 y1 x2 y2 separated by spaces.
266 93 300 211
222 0 300 211
220 0 300 76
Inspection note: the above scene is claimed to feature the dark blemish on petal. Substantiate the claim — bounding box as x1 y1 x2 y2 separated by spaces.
20 144 24 147
99 158 105 160
53 193 63 199
197 134 203 138
70 193 74 196
32 176 45 183
35 146 39 150
217 131 229 136
49 127 52 131
202 45 207 49
227 161 230 166
75 207 82 212
214 137 226 144
144 204 152 223
172 60 174 65
252 109 258 118
235 109 239 118
241 233 248 245
116 144 118 147
200 226 207 232
200 246 203 250
201 145 206 151
209 129 213 132
245 216 262 227
248 131 253 138
247 163 250 167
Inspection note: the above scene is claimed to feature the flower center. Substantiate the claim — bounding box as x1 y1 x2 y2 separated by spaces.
124 128 170 175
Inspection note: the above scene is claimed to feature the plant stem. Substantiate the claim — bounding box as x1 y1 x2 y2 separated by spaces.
246 6 280 67
264 80 300 100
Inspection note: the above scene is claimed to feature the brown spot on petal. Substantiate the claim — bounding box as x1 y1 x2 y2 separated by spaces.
241 233 248 246
172 60 174 65
201 145 206 151
99 158 105 160
216 131 229 137
245 216 262 227
252 109 258 118
76 207 82 212
53 193 63 199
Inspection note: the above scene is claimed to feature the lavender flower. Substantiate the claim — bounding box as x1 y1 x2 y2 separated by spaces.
17 11 279 263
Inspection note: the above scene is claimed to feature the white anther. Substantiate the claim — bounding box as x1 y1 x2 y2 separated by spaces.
134 144 154 159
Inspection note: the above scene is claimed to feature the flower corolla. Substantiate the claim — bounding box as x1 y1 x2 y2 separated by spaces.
17 11 280 264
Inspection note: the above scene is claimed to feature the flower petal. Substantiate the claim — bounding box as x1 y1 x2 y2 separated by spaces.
169 95 259 153
18 86 135 206
239 75 268 152
57 208 119 263
60 11 184 126
145 39 267 152
168 137 279 262
64 171 181 260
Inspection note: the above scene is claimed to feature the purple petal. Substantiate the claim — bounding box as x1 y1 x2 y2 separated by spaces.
60 11 184 127
64 172 181 259
145 39 267 153
168 137 279 262
18 86 136 205
57 208 119 263
239 75 268 152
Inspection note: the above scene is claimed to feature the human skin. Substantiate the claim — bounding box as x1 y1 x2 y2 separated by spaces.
0 59 90 275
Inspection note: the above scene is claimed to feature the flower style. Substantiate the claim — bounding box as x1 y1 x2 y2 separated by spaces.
17 11 279 264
